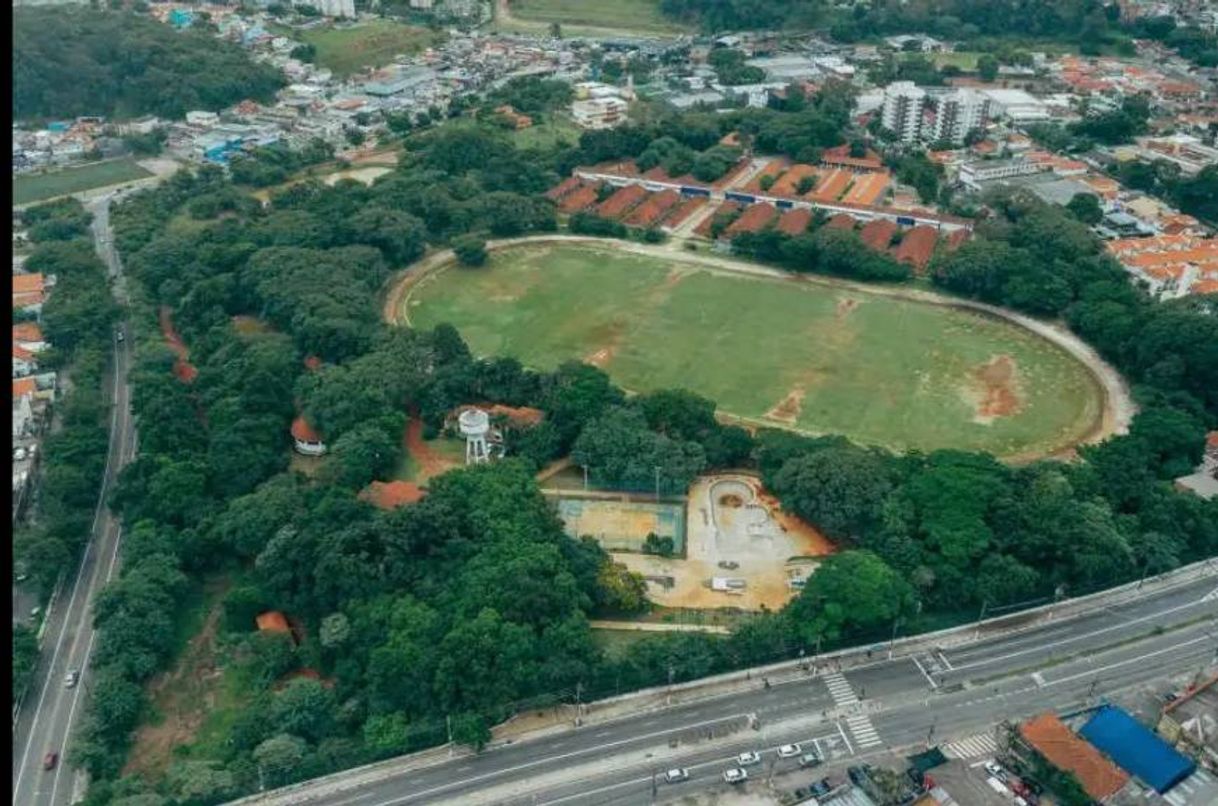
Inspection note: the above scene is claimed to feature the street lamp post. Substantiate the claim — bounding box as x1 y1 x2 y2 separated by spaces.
666 663 675 705
888 616 902 660
974 599 989 639
582 464 589 491
654 466 661 501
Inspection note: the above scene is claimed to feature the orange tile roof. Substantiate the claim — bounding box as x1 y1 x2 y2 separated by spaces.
545 176 583 201
12 323 44 343
12 274 45 295
724 202 778 236
291 415 323 443
624 189 681 228
694 201 741 238
361 480 427 510
596 184 648 220
256 611 291 633
776 208 813 236
812 170 852 202
820 144 884 171
744 158 790 193
1019 714 1129 801
303 355 323 371
894 226 939 271
13 377 36 398
1193 278 1218 294
558 184 600 214
769 163 818 197
661 197 706 229
859 219 897 251
13 344 36 362
823 213 856 231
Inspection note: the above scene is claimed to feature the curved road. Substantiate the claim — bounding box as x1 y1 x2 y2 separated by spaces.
234 567 1218 806
12 191 136 806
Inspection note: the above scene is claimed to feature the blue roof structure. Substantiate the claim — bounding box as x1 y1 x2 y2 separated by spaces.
1079 706 1195 794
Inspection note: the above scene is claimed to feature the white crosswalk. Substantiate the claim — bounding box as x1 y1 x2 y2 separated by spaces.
822 672 882 748
942 733 998 759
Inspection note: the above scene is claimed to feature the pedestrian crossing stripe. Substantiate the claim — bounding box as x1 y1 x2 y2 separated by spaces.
942 733 998 759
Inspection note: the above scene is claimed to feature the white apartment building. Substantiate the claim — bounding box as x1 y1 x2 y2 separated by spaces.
980 89 1051 125
958 158 1046 190
571 97 629 129
932 89 988 144
881 81 926 143
304 0 355 16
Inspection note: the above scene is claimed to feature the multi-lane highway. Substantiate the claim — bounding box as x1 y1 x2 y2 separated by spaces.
12 193 135 806
237 571 1218 806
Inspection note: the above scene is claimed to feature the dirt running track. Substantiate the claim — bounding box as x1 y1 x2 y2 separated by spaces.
383 236 1136 462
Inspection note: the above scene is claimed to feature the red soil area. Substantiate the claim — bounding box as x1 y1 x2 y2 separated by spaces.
405 414 457 480
159 306 198 384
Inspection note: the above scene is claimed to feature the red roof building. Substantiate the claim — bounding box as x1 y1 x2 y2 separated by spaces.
558 184 600 214
624 189 681 228
820 144 884 172
893 226 939 272
776 208 813 236
291 415 326 456
545 176 583 201
824 213 857 231
724 203 778 236
1018 714 1129 802
859 219 897 251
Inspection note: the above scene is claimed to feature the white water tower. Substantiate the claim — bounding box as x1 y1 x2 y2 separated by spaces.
459 408 491 465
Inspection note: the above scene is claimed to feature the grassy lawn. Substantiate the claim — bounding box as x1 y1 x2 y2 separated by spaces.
502 0 689 34
591 628 656 659
291 19 444 77
512 116 583 150
13 158 152 205
931 51 982 70
405 244 1104 459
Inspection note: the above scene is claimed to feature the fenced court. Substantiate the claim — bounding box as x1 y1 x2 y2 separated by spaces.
554 495 686 555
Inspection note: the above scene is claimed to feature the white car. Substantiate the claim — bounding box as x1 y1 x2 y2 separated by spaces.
64 670 79 689
777 743 802 759
664 768 689 783
984 760 1006 780
737 750 761 766
723 767 748 784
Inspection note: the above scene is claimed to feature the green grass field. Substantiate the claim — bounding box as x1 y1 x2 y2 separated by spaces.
930 51 982 70
291 20 443 77
405 244 1104 458
13 158 152 205
512 116 583 150
503 0 688 34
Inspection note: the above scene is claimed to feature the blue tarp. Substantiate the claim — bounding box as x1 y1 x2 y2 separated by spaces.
1079 706 1195 794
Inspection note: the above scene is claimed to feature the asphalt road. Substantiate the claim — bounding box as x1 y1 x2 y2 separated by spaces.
11 193 135 806
239 572 1218 806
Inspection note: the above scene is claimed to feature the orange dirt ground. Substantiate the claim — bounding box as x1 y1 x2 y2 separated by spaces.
159 306 198 383
405 414 459 480
973 354 1023 420
764 386 806 424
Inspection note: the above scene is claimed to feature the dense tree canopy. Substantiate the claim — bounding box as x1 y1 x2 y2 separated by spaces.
13 8 284 120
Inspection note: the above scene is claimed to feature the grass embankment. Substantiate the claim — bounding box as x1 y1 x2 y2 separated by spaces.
282 19 443 77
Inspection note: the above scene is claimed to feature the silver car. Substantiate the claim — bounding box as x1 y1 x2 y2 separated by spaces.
723 767 748 784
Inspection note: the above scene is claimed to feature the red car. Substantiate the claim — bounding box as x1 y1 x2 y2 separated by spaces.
43 752 57 771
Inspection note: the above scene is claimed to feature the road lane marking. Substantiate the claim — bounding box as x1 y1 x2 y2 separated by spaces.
1045 634 1211 687
911 655 938 690
835 721 853 755
936 651 954 671
336 713 750 806
946 598 1213 673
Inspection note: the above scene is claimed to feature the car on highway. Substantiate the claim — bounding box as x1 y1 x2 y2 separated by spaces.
43 752 57 771
984 760 1006 780
810 778 833 797
737 750 761 766
777 743 802 759
800 751 823 768
718 561 740 569
64 670 79 689
116 327 125 343
664 768 689 783
722 767 748 784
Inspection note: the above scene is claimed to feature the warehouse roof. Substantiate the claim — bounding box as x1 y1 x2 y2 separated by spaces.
1079 706 1195 794
1019 713 1129 801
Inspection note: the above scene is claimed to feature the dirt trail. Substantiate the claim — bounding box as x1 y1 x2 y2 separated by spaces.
384 235 1136 462
159 306 198 383
971 354 1023 422
405 414 457 481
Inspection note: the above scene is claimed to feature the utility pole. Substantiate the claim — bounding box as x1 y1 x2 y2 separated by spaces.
582 464 589 491
1137 558 1152 590
1087 677 1100 702
667 663 675 705
926 717 936 747
574 680 583 726
654 466 661 501
974 599 989 639
447 714 454 757
888 616 902 660
651 769 658 800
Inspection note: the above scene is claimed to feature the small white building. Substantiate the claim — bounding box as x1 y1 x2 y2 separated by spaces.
958 158 1047 190
980 89 1050 125
291 415 327 456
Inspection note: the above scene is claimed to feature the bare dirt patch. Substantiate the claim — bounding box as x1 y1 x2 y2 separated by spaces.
718 493 744 508
405 413 459 481
124 578 231 778
970 354 1023 423
582 320 625 369
835 297 860 319
764 385 805 424
159 306 198 384
231 315 271 335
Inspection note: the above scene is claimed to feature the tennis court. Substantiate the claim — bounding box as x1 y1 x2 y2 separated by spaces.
554 496 686 555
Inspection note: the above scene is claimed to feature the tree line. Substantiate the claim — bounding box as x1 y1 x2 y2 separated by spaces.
12 200 119 704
